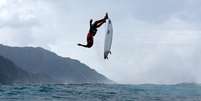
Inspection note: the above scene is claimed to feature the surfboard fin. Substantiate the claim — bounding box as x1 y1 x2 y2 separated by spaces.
109 51 112 54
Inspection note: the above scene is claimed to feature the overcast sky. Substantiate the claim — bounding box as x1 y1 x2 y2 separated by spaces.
0 0 201 84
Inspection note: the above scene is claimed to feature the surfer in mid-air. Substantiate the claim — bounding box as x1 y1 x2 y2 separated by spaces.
78 13 108 48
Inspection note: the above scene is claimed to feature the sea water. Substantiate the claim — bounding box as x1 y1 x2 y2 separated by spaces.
0 83 201 101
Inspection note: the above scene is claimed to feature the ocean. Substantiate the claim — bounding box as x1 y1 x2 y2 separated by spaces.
0 83 201 101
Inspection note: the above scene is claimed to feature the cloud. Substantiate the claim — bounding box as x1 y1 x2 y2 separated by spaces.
128 0 184 23
0 0 40 46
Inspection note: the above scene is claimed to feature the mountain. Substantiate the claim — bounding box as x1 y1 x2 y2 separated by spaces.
0 44 112 83
0 55 53 84
0 55 31 84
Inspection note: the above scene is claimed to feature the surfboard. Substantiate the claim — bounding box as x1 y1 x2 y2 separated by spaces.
104 18 113 59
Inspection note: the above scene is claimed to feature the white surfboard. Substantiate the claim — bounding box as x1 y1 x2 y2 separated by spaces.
104 18 113 59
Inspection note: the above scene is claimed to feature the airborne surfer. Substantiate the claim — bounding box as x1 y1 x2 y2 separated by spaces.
78 13 108 48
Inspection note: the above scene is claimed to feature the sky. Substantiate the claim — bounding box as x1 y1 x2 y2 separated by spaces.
0 0 201 84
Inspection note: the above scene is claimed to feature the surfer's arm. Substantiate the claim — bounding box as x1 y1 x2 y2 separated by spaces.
90 19 93 27
94 13 108 28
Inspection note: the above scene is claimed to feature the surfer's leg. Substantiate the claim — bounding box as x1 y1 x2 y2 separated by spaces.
78 43 93 48
78 33 93 48
86 36 93 48
78 43 87 47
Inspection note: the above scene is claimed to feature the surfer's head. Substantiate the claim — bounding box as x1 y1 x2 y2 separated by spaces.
90 19 93 24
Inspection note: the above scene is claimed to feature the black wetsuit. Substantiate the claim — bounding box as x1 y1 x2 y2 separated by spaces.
78 16 107 48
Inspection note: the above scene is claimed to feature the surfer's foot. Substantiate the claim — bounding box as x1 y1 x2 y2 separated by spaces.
77 43 82 46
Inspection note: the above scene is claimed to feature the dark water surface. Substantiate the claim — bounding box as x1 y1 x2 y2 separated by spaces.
0 83 201 101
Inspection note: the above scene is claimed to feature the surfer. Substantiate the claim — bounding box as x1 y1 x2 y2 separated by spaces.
78 13 108 48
